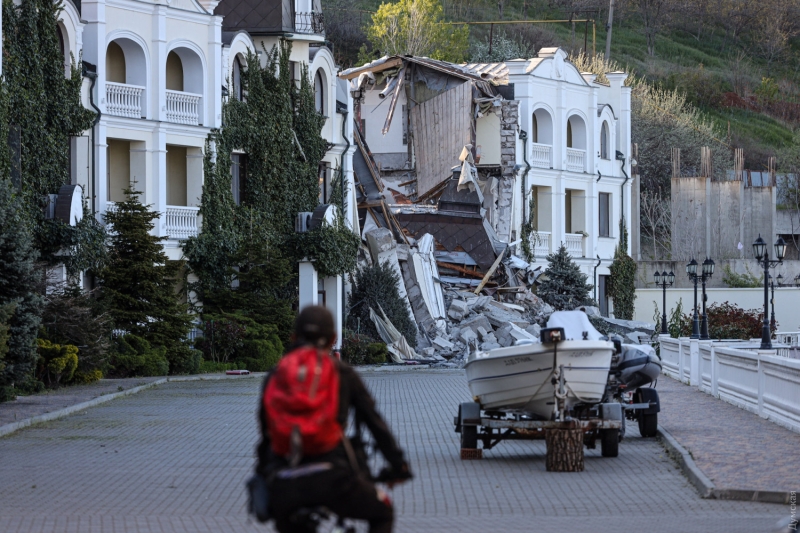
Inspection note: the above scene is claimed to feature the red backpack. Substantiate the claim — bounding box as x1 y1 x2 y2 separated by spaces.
264 346 342 457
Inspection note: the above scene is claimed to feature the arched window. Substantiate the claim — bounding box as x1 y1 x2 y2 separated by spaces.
600 121 610 159
166 51 184 91
531 113 538 143
567 120 573 148
233 55 243 100
314 70 325 115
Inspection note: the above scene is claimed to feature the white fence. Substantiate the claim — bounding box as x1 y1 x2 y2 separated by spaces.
659 335 800 433
106 82 144 118
566 148 585 172
531 231 551 256
166 90 201 125
530 143 552 169
565 233 584 257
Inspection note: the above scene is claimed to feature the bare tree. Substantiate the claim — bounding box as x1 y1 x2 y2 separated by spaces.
640 190 671 260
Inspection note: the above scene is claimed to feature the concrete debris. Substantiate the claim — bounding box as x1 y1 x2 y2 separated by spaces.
458 328 478 345
600 317 656 338
368 306 422 363
433 336 455 350
447 299 469 321
458 314 493 336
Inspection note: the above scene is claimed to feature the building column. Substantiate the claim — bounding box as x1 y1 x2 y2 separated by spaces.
154 126 167 237
298 260 319 310
323 275 342 349
95 123 109 222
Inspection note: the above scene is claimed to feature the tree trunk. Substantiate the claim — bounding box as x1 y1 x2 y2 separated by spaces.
545 428 584 472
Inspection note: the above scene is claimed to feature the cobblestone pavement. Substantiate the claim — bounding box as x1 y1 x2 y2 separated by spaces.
656 375 800 492
0 371 788 533
0 377 162 426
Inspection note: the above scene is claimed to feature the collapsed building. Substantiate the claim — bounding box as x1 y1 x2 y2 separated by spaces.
338 49 636 361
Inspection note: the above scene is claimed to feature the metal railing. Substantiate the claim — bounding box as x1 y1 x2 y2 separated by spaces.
530 142 552 169
106 82 144 118
165 205 199 240
294 11 324 34
166 90 201 125
566 148 586 172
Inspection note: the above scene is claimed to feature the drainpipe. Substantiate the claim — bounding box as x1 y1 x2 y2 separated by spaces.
82 61 101 218
593 254 602 302
519 130 531 224
337 105 350 340
616 150 629 232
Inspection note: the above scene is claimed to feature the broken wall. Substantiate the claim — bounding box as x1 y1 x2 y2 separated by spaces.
411 82 473 198
494 101 520 242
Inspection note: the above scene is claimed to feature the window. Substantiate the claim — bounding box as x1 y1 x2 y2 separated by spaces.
231 153 248 206
314 70 325 115
166 51 184 91
289 61 298 87
233 56 243 101
531 113 538 143
318 161 331 204
598 275 609 317
600 121 610 159
565 190 572 233
599 192 611 237
566 120 573 148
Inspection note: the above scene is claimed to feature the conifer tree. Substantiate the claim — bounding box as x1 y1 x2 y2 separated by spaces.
99 190 194 372
608 220 637 320
0 177 43 401
538 244 593 311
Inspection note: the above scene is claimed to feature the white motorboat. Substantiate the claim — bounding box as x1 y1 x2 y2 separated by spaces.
464 311 615 418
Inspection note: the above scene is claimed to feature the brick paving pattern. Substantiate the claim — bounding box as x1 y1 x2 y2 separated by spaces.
0 377 162 426
0 371 787 533
656 375 800 492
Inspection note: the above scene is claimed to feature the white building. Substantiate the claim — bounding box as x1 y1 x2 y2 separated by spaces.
50 0 353 262
506 48 632 315
351 49 631 315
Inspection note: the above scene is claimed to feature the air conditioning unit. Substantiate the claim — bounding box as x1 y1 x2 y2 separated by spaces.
295 211 313 233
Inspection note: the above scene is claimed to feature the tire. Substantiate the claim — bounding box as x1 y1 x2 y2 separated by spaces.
638 412 658 438
461 425 478 449
600 429 619 457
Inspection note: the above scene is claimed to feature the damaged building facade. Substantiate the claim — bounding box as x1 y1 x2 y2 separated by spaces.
339 48 632 359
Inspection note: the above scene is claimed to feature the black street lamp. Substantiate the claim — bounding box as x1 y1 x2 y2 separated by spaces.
686 259 700 339
654 270 675 335
700 258 715 340
753 234 786 350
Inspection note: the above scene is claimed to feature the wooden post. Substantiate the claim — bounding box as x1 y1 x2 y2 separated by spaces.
545 428 584 472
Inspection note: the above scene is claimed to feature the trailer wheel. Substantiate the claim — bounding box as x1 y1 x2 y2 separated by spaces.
461 425 478 449
638 413 658 438
600 429 619 457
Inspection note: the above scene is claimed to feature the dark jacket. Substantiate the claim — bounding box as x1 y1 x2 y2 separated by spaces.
256 353 405 477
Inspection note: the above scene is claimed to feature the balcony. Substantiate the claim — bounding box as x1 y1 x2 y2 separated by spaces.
565 233 584 257
295 11 325 34
530 143 552 169
106 82 144 118
165 206 199 239
166 90 201 125
566 148 585 173
529 231 551 256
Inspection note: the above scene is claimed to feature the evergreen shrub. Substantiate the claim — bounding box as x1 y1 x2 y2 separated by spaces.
340 331 374 365
36 339 78 387
347 262 417 348
538 244 593 311
110 335 169 378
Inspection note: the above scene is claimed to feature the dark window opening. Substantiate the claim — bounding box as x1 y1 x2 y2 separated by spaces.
531 113 538 143
599 192 610 237
233 56 243 101
318 161 331 204
601 122 610 159
599 275 609 317
567 120 573 148
231 153 248 206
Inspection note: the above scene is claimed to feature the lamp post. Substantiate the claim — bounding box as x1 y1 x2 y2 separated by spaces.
686 259 700 339
700 258 715 340
753 234 786 350
654 270 675 335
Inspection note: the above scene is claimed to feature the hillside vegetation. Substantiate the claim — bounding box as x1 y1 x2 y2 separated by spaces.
324 0 800 169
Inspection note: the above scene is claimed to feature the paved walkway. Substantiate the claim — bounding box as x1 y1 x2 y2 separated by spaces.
657 375 800 493
0 377 162 426
0 371 787 533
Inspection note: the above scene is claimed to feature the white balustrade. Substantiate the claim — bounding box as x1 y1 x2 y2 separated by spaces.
106 82 145 118
658 337 800 433
530 143 552 169
565 233 584 257
530 230 551 256
166 90 201 125
566 148 586 172
165 205 199 239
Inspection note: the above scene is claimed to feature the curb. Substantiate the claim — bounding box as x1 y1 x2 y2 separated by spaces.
657 425 792 504
0 373 261 439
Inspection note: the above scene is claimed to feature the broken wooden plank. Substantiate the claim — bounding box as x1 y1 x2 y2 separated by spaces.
473 247 506 295
435 261 485 279
338 57 403 80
